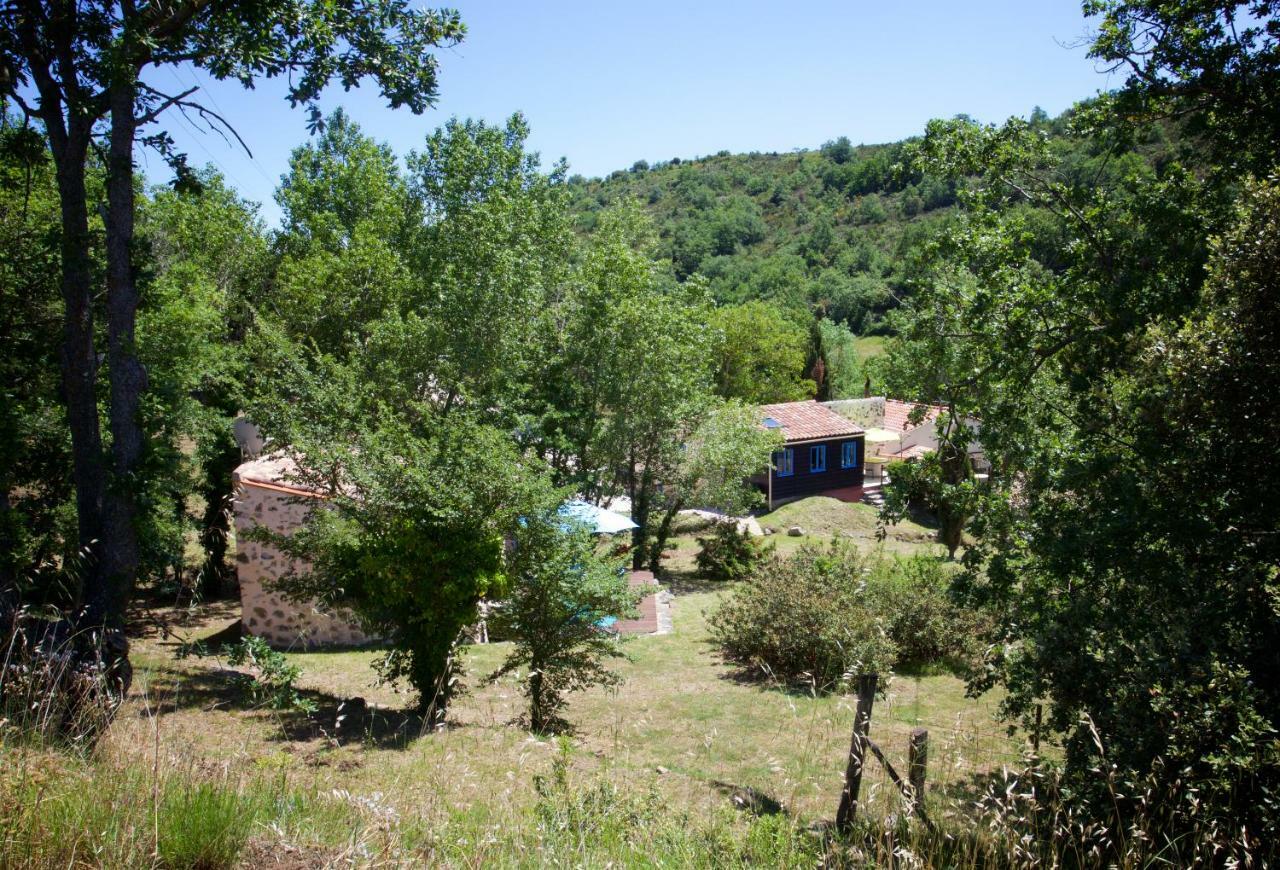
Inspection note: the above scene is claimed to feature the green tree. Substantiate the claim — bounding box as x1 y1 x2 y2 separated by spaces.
532 203 727 571
0 0 464 643
709 301 816 403
143 170 269 596
248 115 579 719
276 108 416 255
268 111 416 356
880 1 1280 853
0 108 72 603
408 114 574 414
489 517 636 733
813 318 862 399
645 401 781 569
258 398 547 721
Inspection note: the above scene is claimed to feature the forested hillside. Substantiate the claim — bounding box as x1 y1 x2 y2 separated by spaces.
567 137 967 334
566 127 985 337
563 107 1188 409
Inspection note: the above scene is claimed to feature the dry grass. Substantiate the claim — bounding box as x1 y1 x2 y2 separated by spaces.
4 497 1260 866
109 509 1018 837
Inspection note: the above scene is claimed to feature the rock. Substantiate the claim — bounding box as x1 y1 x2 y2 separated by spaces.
787 526 804 537
763 527 775 536
656 766 669 775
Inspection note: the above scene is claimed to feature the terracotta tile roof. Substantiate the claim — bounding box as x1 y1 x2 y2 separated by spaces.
758 401 864 443
883 399 943 433
233 453 325 498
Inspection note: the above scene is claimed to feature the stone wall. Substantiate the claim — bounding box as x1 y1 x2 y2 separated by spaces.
233 461 375 649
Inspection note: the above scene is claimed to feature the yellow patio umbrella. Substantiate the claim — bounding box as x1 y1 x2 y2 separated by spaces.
864 427 901 444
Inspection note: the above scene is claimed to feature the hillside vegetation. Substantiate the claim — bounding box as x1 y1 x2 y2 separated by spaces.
566 106 1182 341
568 136 951 335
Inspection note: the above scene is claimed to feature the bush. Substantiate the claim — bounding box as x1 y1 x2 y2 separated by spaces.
708 541 896 691
694 521 768 581
866 555 988 668
488 517 635 732
179 635 316 713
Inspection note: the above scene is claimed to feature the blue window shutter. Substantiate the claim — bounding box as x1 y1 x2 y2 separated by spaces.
842 440 858 468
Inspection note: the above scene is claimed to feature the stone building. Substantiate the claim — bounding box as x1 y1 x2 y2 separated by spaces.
233 454 376 648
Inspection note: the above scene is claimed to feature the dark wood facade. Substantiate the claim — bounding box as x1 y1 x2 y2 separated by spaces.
755 435 866 508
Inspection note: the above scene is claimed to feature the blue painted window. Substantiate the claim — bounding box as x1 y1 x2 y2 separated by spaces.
841 440 858 469
774 448 794 477
810 445 827 473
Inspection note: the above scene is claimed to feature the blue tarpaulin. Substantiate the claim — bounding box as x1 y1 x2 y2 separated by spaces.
557 500 638 535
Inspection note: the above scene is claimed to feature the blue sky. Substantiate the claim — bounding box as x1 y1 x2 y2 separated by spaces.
141 0 1116 226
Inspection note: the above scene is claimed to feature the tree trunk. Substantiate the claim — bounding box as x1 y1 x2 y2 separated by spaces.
648 497 684 573
48 127 108 613
98 81 146 628
630 463 649 571
936 418 971 561
198 421 241 599
529 668 545 733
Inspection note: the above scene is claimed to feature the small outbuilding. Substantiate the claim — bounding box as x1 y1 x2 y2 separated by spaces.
753 401 867 509
233 454 377 649
825 397 987 472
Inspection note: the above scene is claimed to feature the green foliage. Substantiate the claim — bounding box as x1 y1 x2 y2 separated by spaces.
489 518 636 732
709 541 897 692
876 2 1280 853
694 521 769 581
880 442 980 560
407 113 574 408
276 108 415 254
222 637 316 714
867 555 986 668
178 635 315 713
567 138 957 329
643 401 782 572
709 301 816 403
812 317 864 399
0 110 73 599
531 202 735 571
259 413 549 720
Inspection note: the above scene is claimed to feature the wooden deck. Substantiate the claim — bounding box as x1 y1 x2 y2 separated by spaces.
613 570 664 635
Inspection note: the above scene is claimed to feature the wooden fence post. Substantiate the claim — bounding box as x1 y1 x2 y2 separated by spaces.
1032 703 1043 760
835 673 878 832
908 727 928 817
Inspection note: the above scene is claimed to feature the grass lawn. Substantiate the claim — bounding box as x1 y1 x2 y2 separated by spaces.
101 497 1014 844
755 496 940 556
853 335 887 364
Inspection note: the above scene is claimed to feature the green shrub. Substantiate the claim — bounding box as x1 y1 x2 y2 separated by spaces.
708 541 896 691
179 636 316 713
866 555 988 668
694 521 768 581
